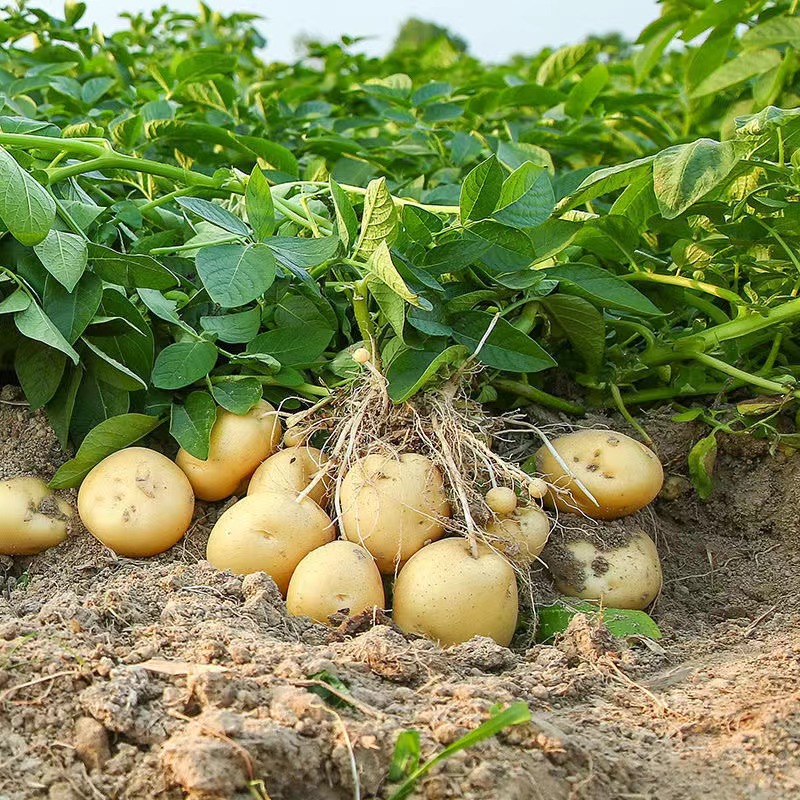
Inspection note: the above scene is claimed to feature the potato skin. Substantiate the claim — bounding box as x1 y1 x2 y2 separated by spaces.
78 447 195 557
248 446 331 507
176 400 282 501
536 430 663 519
548 530 662 609
487 505 550 566
340 453 450 574
286 540 385 623
205 492 335 594
393 538 518 647
0 477 72 555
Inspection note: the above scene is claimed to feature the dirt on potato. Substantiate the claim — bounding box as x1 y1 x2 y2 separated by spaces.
0 390 798 800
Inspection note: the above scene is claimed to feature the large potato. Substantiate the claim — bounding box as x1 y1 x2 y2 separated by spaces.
0 477 72 555
78 447 195 557
176 400 282 501
544 528 662 609
340 453 450 573
286 540 385 623
536 430 663 519
248 446 331 507
487 505 550 566
206 492 334 594
393 538 518 647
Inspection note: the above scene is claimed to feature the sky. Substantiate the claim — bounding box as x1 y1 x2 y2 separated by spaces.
34 0 662 62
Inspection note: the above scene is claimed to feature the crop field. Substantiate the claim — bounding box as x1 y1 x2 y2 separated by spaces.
0 2 799 798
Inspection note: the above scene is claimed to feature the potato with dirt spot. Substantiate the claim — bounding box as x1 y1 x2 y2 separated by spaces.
78 448 195 557
286 540 385 623
206 492 335 594
248 446 331 506
544 527 662 609
392 537 518 647
176 400 282 501
0 477 73 554
340 453 451 573
536 430 663 519
487 504 550 565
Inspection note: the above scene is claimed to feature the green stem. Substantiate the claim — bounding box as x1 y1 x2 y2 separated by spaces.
692 352 792 395
617 382 741 405
621 271 742 306
150 236 241 255
493 378 585 415
610 384 653 445
0 132 106 158
512 302 539 335
681 291 730 325
351 278 376 349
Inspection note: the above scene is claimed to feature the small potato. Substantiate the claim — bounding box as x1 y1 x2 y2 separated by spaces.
0 477 72 555
206 492 335 594
340 453 450 574
536 430 663 519
485 487 517 515
176 400 282 501
544 529 662 610
248 446 331 506
393 538 518 647
487 505 550 565
78 448 195 557
286 540 385 623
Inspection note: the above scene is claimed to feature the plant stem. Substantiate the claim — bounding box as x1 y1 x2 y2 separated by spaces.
610 384 653 445
0 132 106 157
621 271 742 306
493 378 585 415
350 278 376 350
693 352 792 395
512 302 539 335
150 236 241 254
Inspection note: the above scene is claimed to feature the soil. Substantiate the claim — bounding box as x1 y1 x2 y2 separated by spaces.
0 392 798 800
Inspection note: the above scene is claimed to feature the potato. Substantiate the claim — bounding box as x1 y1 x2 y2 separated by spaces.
485 486 517 515
340 453 450 573
544 528 662 610
0 477 72 555
78 448 195 557
487 505 550 566
536 430 663 519
286 540 385 623
176 400 282 501
248 446 331 506
206 492 335 593
393 538 518 647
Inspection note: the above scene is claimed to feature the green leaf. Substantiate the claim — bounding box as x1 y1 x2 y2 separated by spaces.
45 367 82 450
354 177 398 260
245 166 275 241
494 163 554 228
496 141 554 174
388 731 421 783
633 21 680 82
460 156 504 222
741 16 800 49
200 308 262 343
266 236 340 273
330 178 358 252
451 311 555 373
152 341 218 390
542 294 605 373
43 272 103 344
88 244 177 290
0 289 31 315
691 49 782 99
688 432 717 501
33 229 88 292
274 293 337 332
561 156 654 211
210 379 262 414
15 338 66 410
170 391 217 459
68 372 129 445
653 139 742 219
369 278 406 339
137 288 195 333
176 197 250 237
565 62 609 117
14 302 80 364
247 327 331 367
367 241 419 305
544 263 662 316
82 337 149 391
467 221 535 273
536 601 662 643
402 205 443 246
386 345 469 403
196 243 276 308
50 413 163 488
0 147 56 246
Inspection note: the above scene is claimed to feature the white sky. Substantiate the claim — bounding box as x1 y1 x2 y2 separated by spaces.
33 0 662 62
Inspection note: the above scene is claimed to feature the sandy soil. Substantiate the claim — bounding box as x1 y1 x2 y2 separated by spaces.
0 391 798 800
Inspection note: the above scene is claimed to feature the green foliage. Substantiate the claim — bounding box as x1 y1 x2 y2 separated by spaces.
536 600 662 642
1 0 800 483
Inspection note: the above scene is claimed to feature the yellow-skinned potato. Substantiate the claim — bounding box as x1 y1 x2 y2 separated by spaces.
286 541 385 623
78 448 195 557
205 492 334 594
487 505 550 566
340 453 450 574
536 430 663 519
248 446 331 507
393 538 518 647
176 401 282 501
545 529 662 610
0 477 72 555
